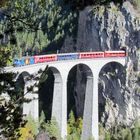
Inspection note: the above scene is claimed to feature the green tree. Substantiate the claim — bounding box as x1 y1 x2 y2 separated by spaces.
0 19 49 138
67 110 82 140
118 128 132 140
0 47 27 139
0 46 48 139
105 132 111 140
0 3 49 135
18 114 38 140
132 119 140 140
38 112 61 140
0 0 77 57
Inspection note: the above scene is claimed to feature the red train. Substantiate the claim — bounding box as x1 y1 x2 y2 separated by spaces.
13 51 126 67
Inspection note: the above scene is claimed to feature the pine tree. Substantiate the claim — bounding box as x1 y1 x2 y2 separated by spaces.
45 117 61 140
0 47 27 139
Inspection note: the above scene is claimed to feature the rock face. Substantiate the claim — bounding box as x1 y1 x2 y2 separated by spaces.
60 1 140 128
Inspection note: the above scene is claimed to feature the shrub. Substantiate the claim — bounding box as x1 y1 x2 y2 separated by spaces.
38 111 61 140
67 110 83 140
18 114 38 140
45 117 61 140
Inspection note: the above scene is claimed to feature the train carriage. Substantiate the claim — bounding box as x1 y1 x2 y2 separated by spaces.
79 52 104 59
34 54 57 64
13 57 35 66
104 51 126 57
57 53 79 61
30 57 35 65
13 58 25 67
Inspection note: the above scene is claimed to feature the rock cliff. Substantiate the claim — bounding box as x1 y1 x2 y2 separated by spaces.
61 1 140 128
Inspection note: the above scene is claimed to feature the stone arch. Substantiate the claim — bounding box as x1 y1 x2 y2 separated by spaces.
16 71 31 94
15 71 31 115
98 61 126 128
39 66 62 121
67 63 93 120
17 71 31 81
18 71 31 78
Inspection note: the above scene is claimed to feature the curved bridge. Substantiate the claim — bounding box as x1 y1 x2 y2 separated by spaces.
5 56 126 140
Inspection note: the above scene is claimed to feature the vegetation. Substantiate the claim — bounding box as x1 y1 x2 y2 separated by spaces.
18 114 38 140
67 111 83 140
98 119 140 140
0 45 25 139
7 109 140 140
133 0 140 9
0 47 26 139
0 1 48 136
0 0 48 57
0 0 77 58
38 111 61 140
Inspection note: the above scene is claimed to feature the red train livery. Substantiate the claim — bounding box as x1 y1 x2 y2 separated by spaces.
34 54 57 63
104 51 126 57
79 52 104 59
13 50 126 67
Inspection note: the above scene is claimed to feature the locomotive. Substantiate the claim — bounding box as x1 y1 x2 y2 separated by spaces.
13 51 126 67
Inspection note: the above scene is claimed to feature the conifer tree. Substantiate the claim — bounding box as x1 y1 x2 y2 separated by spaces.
0 0 48 137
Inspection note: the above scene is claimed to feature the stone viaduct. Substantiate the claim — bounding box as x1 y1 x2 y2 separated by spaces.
5 57 126 140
